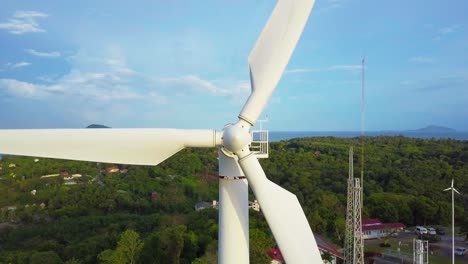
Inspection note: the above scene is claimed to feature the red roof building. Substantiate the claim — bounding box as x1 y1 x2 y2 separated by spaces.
362 218 406 239
150 192 159 199
268 234 343 264
267 248 284 263
315 234 344 260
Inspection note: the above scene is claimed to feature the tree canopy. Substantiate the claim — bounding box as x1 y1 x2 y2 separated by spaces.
0 136 466 263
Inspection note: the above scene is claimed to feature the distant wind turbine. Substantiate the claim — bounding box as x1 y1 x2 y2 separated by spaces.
444 179 460 264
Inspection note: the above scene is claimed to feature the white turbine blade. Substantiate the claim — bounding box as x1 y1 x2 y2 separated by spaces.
451 179 454 188
239 0 315 125
443 187 451 192
0 128 217 165
453 188 460 195
237 153 322 263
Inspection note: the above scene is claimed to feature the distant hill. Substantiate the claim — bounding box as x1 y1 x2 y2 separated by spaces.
86 124 110 129
405 125 456 133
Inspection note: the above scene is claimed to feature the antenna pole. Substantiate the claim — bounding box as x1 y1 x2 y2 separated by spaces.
360 57 365 209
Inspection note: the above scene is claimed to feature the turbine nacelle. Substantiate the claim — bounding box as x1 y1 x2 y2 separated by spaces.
221 120 252 154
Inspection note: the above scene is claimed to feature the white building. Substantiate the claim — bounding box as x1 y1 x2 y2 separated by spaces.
195 200 218 211
248 200 261 212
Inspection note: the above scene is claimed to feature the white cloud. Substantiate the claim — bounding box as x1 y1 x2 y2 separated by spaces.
12 62 32 68
180 75 218 94
0 73 142 102
0 48 252 125
435 24 461 40
14 11 48 19
325 0 346 9
0 79 62 98
160 75 250 96
316 0 348 12
0 79 39 97
286 64 361 74
0 10 48 34
329 64 361 71
285 68 316 74
0 50 166 105
25 49 61 58
36 75 58 83
438 24 460 35
409 56 435 64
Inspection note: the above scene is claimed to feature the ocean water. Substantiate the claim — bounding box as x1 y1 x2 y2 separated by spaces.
269 131 468 142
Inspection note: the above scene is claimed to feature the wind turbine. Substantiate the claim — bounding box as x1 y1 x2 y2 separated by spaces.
0 1 321 263
444 179 460 264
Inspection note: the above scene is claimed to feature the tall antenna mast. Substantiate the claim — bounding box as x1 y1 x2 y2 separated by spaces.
360 57 365 208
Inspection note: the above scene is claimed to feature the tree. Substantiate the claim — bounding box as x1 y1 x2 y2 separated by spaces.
64 259 82 264
250 229 274 264
333 216 346 243
119 230 144 263
99 230 143 264
139 225 187 264
186 240 218 264
321 251 333 264
308 210 327 234
30 251 63 264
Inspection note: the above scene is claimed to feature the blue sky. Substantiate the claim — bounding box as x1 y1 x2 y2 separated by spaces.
0 0 467 131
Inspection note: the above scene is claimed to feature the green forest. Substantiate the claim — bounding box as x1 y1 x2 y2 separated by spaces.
0 136 467 263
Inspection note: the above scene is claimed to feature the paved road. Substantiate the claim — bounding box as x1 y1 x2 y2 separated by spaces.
365 230 468 263
435 234 468 263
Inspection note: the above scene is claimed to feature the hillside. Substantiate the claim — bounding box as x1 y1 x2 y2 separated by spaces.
86 124 110 129
406 125 457 133
0 136 467 263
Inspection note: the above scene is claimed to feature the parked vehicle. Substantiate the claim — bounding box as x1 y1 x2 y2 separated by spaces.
415 226 428 235
427 227 437 235
436 228 445 235
455 247 467 256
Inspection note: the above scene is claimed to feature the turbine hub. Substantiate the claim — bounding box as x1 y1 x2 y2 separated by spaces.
222 121 251 154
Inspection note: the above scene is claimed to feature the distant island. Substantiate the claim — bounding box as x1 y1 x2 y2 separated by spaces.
405 125 456 133
269 126 466 141
86 124 110 129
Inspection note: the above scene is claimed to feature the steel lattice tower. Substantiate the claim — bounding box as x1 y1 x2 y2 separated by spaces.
344 147 355 264
344 147 364 264
353 178 364 264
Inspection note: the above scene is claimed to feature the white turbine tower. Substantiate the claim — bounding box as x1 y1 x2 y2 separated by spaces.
444 179 460 264
0 1 322 263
